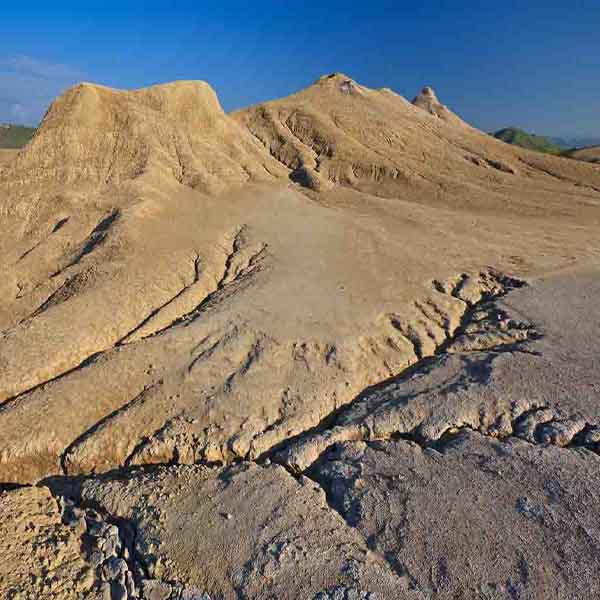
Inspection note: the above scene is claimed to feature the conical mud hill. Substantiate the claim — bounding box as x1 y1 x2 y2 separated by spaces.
2 72 600 599
234 73 600 197
5 80 286 194
411 85 463 123
0 71 599 487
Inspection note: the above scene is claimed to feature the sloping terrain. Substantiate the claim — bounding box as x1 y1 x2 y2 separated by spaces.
1 74 600 598
564 145 600 164
3 81 285 193
0 149 17 167
233 73 600 198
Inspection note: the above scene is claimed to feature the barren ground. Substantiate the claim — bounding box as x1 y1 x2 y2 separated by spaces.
1 75 600 599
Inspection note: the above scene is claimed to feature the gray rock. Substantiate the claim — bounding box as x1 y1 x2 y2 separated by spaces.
141 579 172 600
125 571 137 598
102 533 122 558
181 587 211 600
111 580 128 600
313 588 375 600
89 520 110 537
89 550 105 568
103 557 129 581
106 524 120 538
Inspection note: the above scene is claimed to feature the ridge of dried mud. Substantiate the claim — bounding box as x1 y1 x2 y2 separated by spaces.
2 75 600 599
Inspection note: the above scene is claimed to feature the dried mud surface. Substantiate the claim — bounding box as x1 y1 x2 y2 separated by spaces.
1 75 600 598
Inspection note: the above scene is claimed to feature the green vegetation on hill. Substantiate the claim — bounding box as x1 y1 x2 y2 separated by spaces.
0 124 36 149
491 127 563 155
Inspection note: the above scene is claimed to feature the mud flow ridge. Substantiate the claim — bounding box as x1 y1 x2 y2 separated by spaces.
251 271 537 468
120 225 268 345
265 271 600 474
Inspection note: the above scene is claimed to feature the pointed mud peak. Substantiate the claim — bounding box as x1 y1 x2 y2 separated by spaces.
315 72 361 95
234 72 489 196
3 79 285 194
318 72 355 83
420 85 437 99
412 85 461 124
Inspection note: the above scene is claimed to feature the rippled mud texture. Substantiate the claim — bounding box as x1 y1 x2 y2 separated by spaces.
1 74 600 598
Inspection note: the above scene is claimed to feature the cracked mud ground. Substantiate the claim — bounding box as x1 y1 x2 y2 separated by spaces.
1 75 600 599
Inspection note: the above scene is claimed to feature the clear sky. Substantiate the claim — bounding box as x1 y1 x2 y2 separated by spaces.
1 1 598 137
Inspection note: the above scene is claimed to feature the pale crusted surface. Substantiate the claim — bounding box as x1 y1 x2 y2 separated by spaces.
315 432 600 599
0 74 600 599
80 463 420 600
0 486 99 599
276 268 600 472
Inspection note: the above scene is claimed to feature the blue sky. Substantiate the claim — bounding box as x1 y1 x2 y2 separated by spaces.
1 1 599 137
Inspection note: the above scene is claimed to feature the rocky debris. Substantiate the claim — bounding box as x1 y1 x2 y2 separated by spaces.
80 463 422 599
313 587 377 599
141 579 172 600
0 486 99 599
60 497 139 599
140 580 211 600
314 431 600 599
0 485 217 599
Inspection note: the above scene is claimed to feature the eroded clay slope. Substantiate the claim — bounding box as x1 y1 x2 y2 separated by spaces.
2 268 597 600
3 80 286 193
1 75 600 491
234 73 600 198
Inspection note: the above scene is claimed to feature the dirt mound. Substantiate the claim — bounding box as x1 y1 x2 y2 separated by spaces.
234 74 600 196
2 73 600 485
5 80 285 194
2 73 600 598
411 85 461 123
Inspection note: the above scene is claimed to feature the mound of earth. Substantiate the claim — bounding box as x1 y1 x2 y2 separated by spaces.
411 85 463 124
4 80 285 193
234 73 600 198
1 74 600 598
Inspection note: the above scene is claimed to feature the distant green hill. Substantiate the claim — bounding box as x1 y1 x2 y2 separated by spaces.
0 124 36 149
491 127 563 155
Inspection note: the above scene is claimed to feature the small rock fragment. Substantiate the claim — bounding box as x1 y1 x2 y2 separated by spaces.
89 550 105 568
111 580 128 600
103 557 128 581
141 579 172 600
